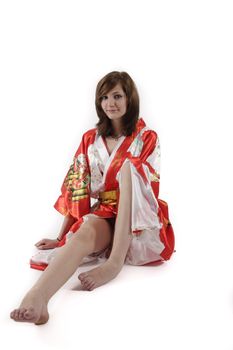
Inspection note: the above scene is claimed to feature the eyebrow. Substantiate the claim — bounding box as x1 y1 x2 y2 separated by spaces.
104 91 122 95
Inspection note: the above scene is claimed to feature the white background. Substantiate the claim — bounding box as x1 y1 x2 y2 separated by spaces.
0 1 232 349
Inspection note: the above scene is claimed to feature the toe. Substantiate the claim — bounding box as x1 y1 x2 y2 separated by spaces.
85 282 92 290
87 282 95 291
90 281 96 290
15 309 21 320
10 309 16 319
81 277 91 290
24 307 35 320
19 308 26 320
83 276 95 290
78 272 87 281
82 280 90 290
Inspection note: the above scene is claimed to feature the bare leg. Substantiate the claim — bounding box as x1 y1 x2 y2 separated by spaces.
10 218 112 324
78 161 133 291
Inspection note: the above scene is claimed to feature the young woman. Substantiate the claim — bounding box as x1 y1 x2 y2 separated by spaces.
10 71 175 325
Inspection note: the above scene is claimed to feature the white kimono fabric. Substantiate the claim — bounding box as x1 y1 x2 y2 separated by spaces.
30 117 175 270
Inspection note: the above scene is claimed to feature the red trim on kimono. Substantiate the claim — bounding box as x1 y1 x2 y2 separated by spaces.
31 117 175 270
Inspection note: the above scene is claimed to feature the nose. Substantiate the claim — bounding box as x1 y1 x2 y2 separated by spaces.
106 96 116 107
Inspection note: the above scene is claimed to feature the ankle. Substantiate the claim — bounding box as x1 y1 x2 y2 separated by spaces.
107 256 125 269
29 287 49 305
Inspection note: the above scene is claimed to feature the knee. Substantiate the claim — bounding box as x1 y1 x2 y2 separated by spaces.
120 161 132 186
72 222 97 243
121 161 131 174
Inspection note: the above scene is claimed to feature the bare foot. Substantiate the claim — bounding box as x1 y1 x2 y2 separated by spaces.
10 289 49 325
78 259 123 291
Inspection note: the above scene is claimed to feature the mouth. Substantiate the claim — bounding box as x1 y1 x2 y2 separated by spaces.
108 110 118 112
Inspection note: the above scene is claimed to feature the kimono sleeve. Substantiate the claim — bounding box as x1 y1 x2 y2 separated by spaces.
117 130 162 232
53 133 91 219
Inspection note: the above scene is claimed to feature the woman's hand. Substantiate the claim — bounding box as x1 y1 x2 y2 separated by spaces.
35 239 59 250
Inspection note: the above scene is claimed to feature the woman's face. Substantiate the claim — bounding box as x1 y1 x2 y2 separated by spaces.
100 83 128 121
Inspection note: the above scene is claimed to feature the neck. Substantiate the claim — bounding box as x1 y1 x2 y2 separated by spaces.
111 119 122 136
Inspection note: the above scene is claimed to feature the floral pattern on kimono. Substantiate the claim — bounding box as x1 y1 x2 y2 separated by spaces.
30 118 175 270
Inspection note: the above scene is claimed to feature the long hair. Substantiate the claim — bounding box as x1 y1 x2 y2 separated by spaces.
95 71 140 137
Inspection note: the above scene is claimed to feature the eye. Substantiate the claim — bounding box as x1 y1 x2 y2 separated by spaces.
114 94 122 99
101 96 107 101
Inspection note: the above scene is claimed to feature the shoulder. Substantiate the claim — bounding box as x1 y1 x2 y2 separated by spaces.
81 127 97 143
73 127 97 156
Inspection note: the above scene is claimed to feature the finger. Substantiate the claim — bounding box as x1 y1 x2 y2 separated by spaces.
41 245 52 250
39 245 47 250
38 244 47 250
35 239 46 246
36 242 45 247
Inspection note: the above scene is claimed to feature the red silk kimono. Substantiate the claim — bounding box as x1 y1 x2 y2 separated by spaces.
30 117 175 270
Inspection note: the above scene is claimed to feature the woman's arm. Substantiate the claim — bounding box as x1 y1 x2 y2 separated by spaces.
56 214 76 241
35 214 77 250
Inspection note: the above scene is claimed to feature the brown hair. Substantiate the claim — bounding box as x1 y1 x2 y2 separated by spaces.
95 71 140 137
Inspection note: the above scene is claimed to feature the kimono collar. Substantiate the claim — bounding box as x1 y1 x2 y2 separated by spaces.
98 117 147 188
96 117 146 163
